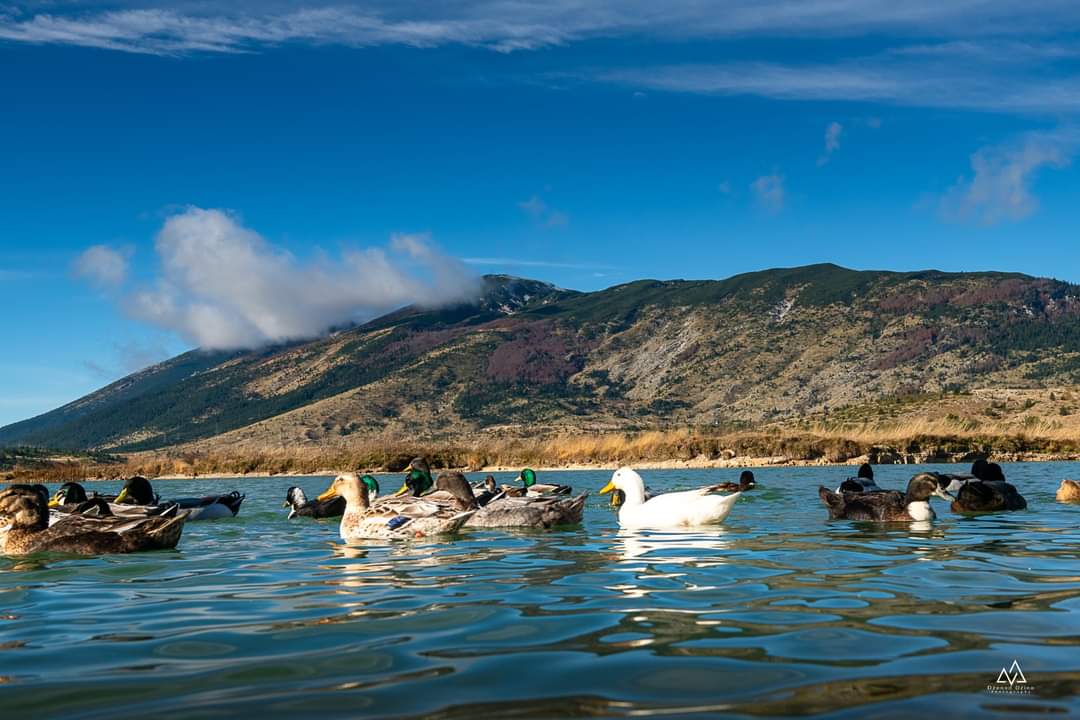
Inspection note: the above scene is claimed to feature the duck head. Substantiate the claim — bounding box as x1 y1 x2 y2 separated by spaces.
739 471 756 491
599 468 647 506
519 468 538 488
360 475 380 500
283 486 308 509
1057 479 1080 502
317 473 372 510
857 463 874 481
433 472 479 511
115 476 155 505
484 475 497 493
50 482 89 508
970 458 989 479
396 459 433 496
0 487 49 532
906 473 955 503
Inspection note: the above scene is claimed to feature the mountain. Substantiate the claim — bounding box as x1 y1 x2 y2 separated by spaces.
5 264 1080 453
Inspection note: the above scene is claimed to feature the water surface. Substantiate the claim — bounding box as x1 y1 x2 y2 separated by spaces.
2 464 1079 718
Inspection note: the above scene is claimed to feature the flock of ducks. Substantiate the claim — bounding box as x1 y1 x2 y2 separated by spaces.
1 457 1078 555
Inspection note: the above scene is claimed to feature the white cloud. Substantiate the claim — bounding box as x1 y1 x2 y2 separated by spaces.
939 130 1075 225
751 174 785 213
72 244 129 286
75 207 479 350
818 121 843 165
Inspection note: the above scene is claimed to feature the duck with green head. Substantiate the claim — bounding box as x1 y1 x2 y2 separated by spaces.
395 458 435 497
511 468 572 497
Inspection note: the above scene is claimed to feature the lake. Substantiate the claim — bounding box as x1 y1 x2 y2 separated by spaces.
2 464 1079 718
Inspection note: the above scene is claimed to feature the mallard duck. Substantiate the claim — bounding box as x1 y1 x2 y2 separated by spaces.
511 468 571 497
317 473 474 540
0 486 187 555
819 473 953 522
598 468 741 529
836 463 881 493
115 476 245 520
433 472 587 528
393 459 502 507
1057 479 1080 503
715 470 757 493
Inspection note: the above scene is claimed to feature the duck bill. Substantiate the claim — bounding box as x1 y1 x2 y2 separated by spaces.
932 487 955 502
48 493 62 508
598 480 616 495
114 488 129 503
281 500 291 508
316 487 338 502
393 482 410 497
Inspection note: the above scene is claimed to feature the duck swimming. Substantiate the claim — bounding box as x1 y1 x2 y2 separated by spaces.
282 476 372 519
512 468 572 497
944 461 1026 512
836 463 880 493
395 459 501 507
599 468 741 529
433 472 586 529
1057 479 1080 503
317 472 474 540
0 486 187 555
819 473 953 522
714 471 757 493
115 476 245 520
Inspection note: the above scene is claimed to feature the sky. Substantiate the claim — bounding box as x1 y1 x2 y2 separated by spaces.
1 1 1080 427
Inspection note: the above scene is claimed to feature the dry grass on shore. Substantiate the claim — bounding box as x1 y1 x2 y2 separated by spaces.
6 422 1080 482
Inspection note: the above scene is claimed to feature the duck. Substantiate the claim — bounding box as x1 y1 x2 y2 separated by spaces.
0 486 187 555
1057 479 1080 503
394 459 502 507
714 470 757 493
471 475 502 506
48 482 169 520
819 473 954 522
836 463 881 493
114 476 245 520
284 481 351 519
506 468 572 497
433 472 587 529
946 461 1026 512
598 468 741 529
316 473 474 540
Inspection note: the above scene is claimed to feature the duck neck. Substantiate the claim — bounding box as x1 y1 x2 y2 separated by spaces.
618 484 647 507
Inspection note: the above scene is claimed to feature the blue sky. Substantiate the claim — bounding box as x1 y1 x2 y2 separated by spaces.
1 1 1079 427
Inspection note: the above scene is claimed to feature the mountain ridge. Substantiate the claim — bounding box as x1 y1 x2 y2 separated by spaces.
5 264 1080 452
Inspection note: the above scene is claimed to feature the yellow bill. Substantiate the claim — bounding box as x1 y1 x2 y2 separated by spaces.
393 482 409 497
598 480 615 495
316 486 338 502
114 488 129 503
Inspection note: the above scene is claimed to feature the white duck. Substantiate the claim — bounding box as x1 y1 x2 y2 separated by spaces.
599 468 741 529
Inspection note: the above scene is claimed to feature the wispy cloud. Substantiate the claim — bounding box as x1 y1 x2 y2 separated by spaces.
517 194 568 228
592 43 1080 115
751 174 785 213
3 2 1080 56
939 129 1076 225
72 244 130 287
75 207 480 350
818 121 843 166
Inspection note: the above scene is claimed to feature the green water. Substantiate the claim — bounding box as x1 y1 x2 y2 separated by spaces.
2 464 1079 718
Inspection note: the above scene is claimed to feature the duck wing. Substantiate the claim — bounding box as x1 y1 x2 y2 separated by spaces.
819 486 904 520
954 481 1027 512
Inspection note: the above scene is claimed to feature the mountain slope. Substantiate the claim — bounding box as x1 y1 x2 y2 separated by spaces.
5 265 1080 452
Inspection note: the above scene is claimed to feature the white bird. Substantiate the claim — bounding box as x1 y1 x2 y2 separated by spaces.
598 468 741 529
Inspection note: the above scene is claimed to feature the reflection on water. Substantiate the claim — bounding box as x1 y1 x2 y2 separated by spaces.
1 463 1080 718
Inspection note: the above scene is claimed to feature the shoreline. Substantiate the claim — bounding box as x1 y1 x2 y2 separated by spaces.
71 451 1080 481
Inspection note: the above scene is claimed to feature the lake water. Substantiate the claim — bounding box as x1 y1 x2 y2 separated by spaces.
2 464 1079 718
